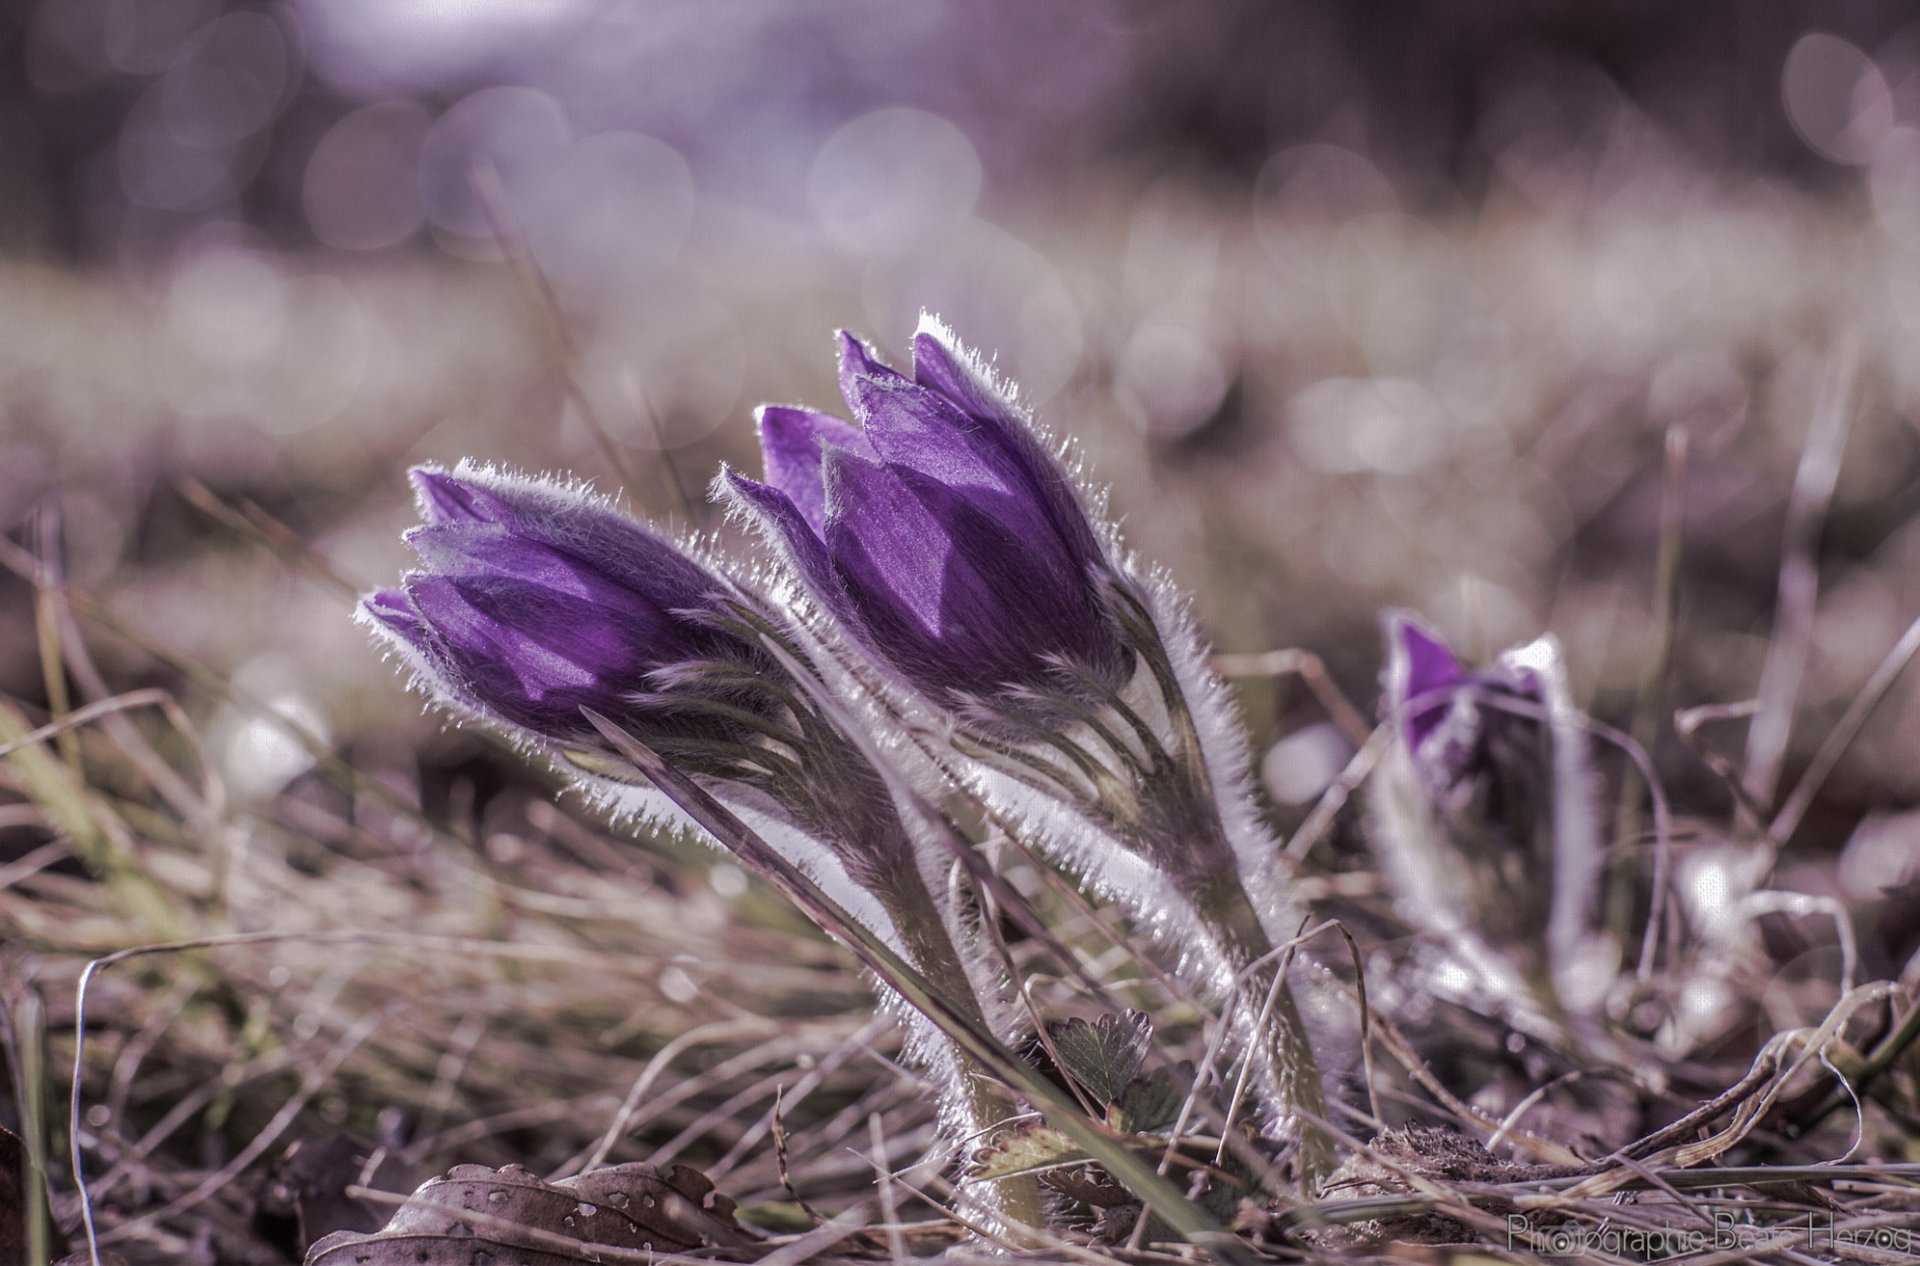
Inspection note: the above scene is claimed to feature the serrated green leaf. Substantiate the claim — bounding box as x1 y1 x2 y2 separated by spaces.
971 1122 1086 1181
1048 1010 1151 1107
1108 1063 1190 1134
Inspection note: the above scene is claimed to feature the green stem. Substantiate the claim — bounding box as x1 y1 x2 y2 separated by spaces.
879 876 1051 1238
1112 585 1336 1183
1198 877 1336 1187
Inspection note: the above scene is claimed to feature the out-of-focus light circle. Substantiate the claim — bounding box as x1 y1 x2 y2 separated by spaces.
304 101 433 251
296 0 588 97
1415 576 1535 663
159 11 294 149
709 862 748 900
166 243 287 365
1590 224 1708 352
104 0 219 74
1261 722 1352 806
1256 143 1400 217
119 93 237 210
418 85 571 242
809 108 982 257
659 964 700 1003
1119 321 1231 438
1648 350 1747 430
1839 809 1920 901
521 132 696 293
26 0 113 92
215 656 328 801
1287 377 1444 474
1254 143 1398 280
260 275 372 434
1782 32 1893 165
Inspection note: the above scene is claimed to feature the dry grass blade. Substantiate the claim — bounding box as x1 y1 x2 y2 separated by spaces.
1611 425 1688 931
0 690 198 764
1283 723 1387 862
1770 609 1920 848
1791 996 1920 1136
1209 648 1373 747
565 1018 784 1177
1745 344 1857 811
63 929 760 1264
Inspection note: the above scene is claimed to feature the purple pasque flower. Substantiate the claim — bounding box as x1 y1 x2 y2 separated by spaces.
1384 611 1548 803
360 463 776 760
1376 611 1607 1019
723 321 1339 1172
720 319 1129 721
362 461 969 959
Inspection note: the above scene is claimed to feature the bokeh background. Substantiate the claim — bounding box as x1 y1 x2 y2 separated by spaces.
8 3 1920 1258
8 1 1920 826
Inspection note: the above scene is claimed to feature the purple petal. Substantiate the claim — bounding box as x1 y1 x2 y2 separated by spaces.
757 406 872 536
849 370 1111 589
406 525 713 678
410 471 725 617
909 327 1109 579
404 569 701 736
360 586 471 713
848 373 1023 500
1387 613 1464 752
719 468 863 632
823 451 1117 698
835 330 902 413
823 451 956 643
363 587 427 639
1398 618 1463 700
407 574 595 693
911 326 1018 433
410 467 516 525
405 523 641 608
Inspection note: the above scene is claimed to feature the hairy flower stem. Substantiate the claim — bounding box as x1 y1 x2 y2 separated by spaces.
874 873 1050 1235
1113 599 1336 1184
1192 873 1335 1186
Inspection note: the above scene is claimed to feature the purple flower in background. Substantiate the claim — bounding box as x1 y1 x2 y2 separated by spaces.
361 464 772 755
1375 611 1608 1021
1385 612 1546 800
1392 617 1467 753
721 320 1129 718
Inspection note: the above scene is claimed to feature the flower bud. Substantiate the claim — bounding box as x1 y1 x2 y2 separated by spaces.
722 320 1129 724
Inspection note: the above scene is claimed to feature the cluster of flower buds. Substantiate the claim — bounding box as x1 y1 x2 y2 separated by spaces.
1369 612 1613 1029
365 319 1650 1208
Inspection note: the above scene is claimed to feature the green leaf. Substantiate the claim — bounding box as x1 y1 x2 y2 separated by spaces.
1109 1063 1190 1134
972 1122 1087 1181
1048 1011 1152 1107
